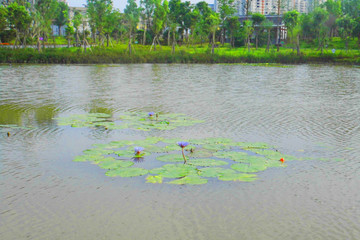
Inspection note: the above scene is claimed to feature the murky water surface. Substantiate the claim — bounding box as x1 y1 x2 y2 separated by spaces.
1 64 359 239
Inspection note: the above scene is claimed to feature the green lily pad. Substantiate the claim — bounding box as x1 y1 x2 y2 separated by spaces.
213 151 249 161
106 167 148 177
73 154 105 162
199 167 237 178
202 144 230 151
187 148 213 158
218 173 257 182
190 137 235 145
231 162 268 173
115 149 150 158
150 164 197 178
187 158 228 167
156 154 187 162
168 176 208 185
108 140 135 148
98 160 134 169
161 138 187 144
83 148 114 156
236 142 273 149
146 175 163 183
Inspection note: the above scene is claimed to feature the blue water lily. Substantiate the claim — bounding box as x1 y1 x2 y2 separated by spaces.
134 146 144 155
177 141 189 148
148 112 155 117
177 141 189 164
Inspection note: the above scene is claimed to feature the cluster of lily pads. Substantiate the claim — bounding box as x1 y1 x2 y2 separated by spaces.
54 112 204 131
73 136 297 185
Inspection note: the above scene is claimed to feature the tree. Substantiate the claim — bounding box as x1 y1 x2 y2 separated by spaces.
151 0 168 50
313 8 329 53
0 5 8 43
323 0 341 37
54 1 69 36
140 0 155 45
206 12 220 54
283 10 299 50
251 13 265 49
262 20 273 52
7 2 31 48
217 0 236 45
336 16 354 50
225 16 240 47
35 0 59 49
72 10 82 46
193 1 212 46
242 19 253 52
124 0 140 54
104 10 119 47
65 22 74 47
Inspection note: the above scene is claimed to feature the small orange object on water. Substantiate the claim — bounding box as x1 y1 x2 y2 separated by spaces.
279 158 285 163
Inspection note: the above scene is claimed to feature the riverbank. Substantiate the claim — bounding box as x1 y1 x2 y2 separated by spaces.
1 45 359 65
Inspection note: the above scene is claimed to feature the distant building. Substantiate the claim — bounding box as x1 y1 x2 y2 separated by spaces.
214 0 312 16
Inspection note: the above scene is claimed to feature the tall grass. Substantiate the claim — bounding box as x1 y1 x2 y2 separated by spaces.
0 44 359 65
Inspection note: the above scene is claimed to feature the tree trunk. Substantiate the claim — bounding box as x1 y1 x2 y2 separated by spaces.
211 31 215 54
256 33 258 50
37 39 41 53
247 35 251 52
143 19 147 45
58 25 62 36
107 34 109 47
296 34 300 56
172 31 175 54
266 30 270 52
53 35 56 48
67 37 70 48
128 29 132 55
168 29 170 46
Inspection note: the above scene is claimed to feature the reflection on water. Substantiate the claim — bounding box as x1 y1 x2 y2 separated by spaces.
0 64 359 239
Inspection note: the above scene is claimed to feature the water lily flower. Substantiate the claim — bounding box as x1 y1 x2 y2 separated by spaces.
148 112 155 117
177 141 189 164
279 158 285 163
177 141 189 148
134 146 144 155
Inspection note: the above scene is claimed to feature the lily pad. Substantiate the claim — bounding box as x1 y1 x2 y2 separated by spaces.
156 154 187 162
187 148 213 158
146 175 163 183
150 164 197 178
213 151 249 161
115 149 150 158
202 144 230 151
73 154 104 162
190 137 235 145
168 176 208 185
83 148 114 156
187 158 228 167
106 167 148 177
236 142 273 149
218 173 257 182
199 167 237 178
231 162 268 173
98 160 134 169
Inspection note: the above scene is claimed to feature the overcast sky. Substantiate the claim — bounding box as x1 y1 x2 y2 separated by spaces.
67 0 213 12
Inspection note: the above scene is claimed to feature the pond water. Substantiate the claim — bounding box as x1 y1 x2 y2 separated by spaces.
0 64 359 239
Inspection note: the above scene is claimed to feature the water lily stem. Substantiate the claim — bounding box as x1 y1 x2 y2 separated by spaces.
182 148 187 164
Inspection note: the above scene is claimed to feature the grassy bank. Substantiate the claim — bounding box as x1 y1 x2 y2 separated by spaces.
1 44 359 65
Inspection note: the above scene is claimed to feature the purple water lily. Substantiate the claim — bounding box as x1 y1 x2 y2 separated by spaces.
177 141 189 148
177 141 189 164
134 146 144 155
148 112 155 117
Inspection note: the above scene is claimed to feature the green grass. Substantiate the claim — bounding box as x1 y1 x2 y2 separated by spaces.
0 41 359 65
